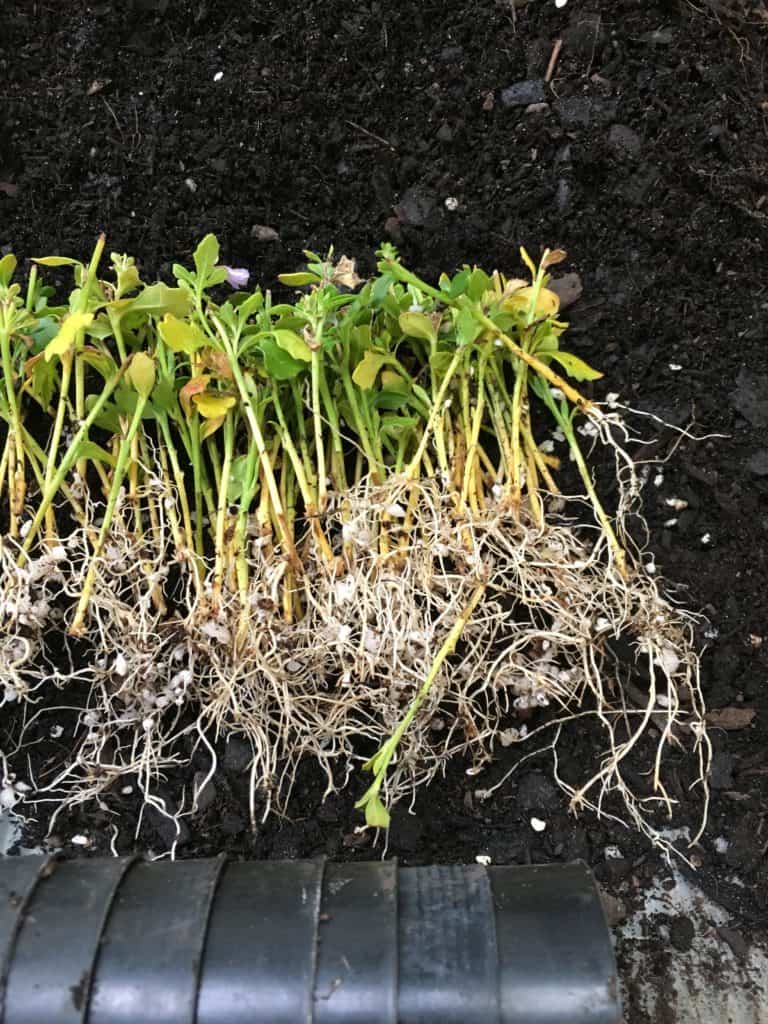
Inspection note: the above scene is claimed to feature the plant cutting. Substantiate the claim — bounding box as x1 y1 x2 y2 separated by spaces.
0 236 711 856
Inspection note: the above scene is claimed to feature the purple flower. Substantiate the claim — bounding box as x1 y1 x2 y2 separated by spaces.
224 266 250 289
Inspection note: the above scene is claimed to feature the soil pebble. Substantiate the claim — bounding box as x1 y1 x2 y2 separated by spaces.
730 369 768 428
747 450 768 476
608 124 642 159
500 79 547 108
394 185 438 228
251 224 280 242
554 96 618 128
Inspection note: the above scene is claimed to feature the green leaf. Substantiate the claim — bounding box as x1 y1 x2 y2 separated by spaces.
115 385 139 417
172 263 195 288
226 454 254 504
85 316 115 340
234 292 264 321
382 291 406 320
277 272 320 287
455 306 482 347
371 273 394 305
158 314 208 354
547 350 603 381
123 282 192 320
258 337 306 380
0 253 16 286
193 234 220 280
466 267 491 302
533 333 560 355
359 793 390 829
398 311 437 345
429 350 455 378
151 377 177 415
372 391 410 411
273 315 309 333
379 415 417 438
352 350 387 389
29 316 60 352
25 357 56 408
85 396 121 433
79 347 118 379
205 266 229 288
449 268 470 299
272 328 312 362
79 441 116 468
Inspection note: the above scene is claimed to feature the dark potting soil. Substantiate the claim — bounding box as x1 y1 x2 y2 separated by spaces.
2 0 767 1002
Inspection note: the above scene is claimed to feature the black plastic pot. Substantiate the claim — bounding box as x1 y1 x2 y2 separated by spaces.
0 856 620 1024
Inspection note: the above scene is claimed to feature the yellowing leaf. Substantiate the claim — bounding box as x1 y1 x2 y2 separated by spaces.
199 348 234 380
500 277 528 300
541 248 567 269
127 352 156 398
158 314 208 354
519 246 537 279
200 414 225 440
278 272 320 287
31 256 82 268
548 350 603 381
43 312 94 362
398 311 437 345
504 286 560 317
380 369 407 390
192 393 236 418
0 253 17 286
272 329 312 362
331 255 363 289
352 350 387 389
180 374 210 417
355 792 390 828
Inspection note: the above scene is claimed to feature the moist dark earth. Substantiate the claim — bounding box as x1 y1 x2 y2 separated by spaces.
1 0 768 1012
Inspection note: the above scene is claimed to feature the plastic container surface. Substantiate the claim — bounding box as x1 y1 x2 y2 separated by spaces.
0 856 620 1024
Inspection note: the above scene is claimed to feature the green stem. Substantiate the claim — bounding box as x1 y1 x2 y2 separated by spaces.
356 584 486 827
225 344 300 571
0 315 25 527
310 345 327 510
211 414 234 609
43 351 73 507
339 359 383 481
69 395 148 635
460 351 489 509
108 310 128 363
405 348 463 480
317 365 347 491
19 363 127 561
25 266 38 312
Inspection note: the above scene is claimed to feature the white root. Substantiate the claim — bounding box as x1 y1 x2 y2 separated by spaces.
0 441 711 857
